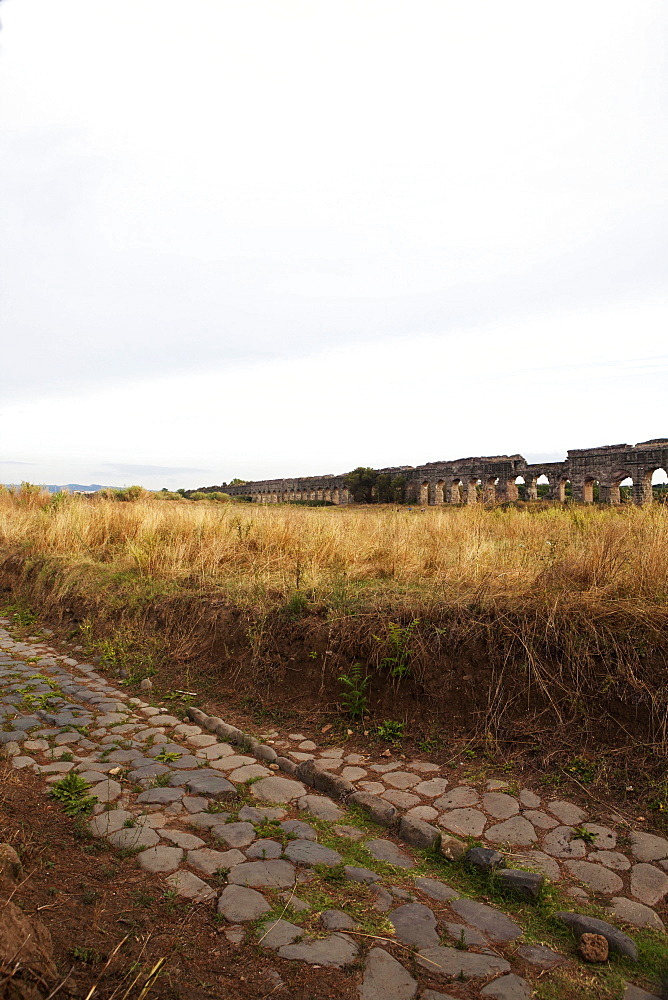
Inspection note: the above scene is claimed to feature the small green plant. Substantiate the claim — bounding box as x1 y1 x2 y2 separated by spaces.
571 825 598 844
455 928 468 950
10 607 38 628
376 720 405 742
317 861 347 884
132 890 155 907
338 664 370 719
308 650 319 659
71 946 99 964
284 591 308 618
153 773 171 787
50 774 97 817
373 619 419 679
563 755 598 784
418 737 440 753
154 750 182 763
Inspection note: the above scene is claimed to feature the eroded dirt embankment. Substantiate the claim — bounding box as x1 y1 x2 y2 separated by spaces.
2 551 667 757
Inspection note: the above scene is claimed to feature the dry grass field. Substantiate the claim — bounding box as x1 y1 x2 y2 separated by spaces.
1 488 667 609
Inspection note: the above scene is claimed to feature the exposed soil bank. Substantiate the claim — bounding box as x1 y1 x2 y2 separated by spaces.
1 551 666 756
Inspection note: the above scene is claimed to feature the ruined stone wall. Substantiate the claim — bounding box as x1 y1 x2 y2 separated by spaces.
218 439 668 506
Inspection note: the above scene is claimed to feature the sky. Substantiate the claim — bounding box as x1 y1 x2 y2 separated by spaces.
1 0 667 489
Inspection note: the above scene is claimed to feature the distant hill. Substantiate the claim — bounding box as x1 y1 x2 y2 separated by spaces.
3 484 108 493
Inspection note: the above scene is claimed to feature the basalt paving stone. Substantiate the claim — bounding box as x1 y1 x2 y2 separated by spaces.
217 884 271 922
417 947 511 979
514 851 561 881
548 800 587 825
159 829 206 850
127 763 172 780
382 790 421 809
414 778 449 797
138 846 184 873
608 897 666 931
340 766 367 781
630 863 668 906
583 824 617 850
187 847 246 875
160 755 201 770
226 860 297 888
136 787 185 805
623 986 663 1000
450 900 522 942
187 734 219 749
229 764 272 782
238 805 287 823
480 973 532 999
444 922 488 948
516 944 567 968
90 779 123 802
439 808 486 838
284 840 343 867
369 762 402 773
11 756 35 769
389 903 440 948
297 794 344 822
413 877 459 902
211 822 257 848
359 947 418 1000
434 786 479 810
251 776 305 802
208 754 257 771
320 910 357 931
521 809 559 830
197 742 236 760
246 839 283 860
359 782 386 795
107 826 161 850
165 870 216 901
405 805 439 822
591 850 631 871
260 919 304 950
366 839 415 868
631 831 668 863
277 933 358 967
281 820 317 841
182 795 209 813
483 792 520 819
382 770 421 790
564 861 624 895
485 816 537 846
179 773 236 799
542 826 588 859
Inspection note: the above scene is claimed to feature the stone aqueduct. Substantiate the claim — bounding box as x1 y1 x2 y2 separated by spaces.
218 439 668 506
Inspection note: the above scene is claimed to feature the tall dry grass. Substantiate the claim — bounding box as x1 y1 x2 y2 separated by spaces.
0 490 667 611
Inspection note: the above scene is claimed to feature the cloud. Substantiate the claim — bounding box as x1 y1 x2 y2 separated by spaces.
102 464 211 476
0 460 35 465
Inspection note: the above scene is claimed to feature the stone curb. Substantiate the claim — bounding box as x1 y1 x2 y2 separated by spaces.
186 706 443 849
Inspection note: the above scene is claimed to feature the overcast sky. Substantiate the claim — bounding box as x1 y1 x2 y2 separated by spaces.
1 0 667 488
